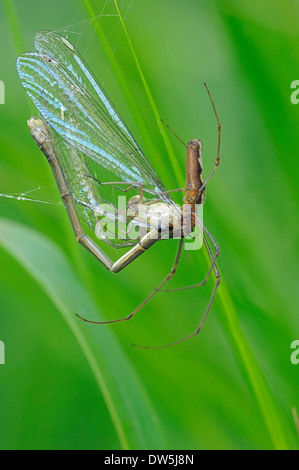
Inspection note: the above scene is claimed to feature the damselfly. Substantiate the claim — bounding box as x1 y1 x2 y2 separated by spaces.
16 30 221 349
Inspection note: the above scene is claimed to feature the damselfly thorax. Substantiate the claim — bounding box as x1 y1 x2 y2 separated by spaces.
17 31 221 349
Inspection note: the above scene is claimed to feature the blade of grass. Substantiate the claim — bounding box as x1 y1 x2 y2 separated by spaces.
112 0 291 450
0 218 167 450
83 0 181 187
216 279 290 449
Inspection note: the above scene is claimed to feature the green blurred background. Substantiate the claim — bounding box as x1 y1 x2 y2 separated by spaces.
0 0 298 450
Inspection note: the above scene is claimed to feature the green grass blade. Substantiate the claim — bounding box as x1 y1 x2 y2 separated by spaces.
0 218 167 450
216 280 290 450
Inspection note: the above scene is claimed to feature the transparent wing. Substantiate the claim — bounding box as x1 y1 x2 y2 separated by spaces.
17 30 172 195
16 30 177 246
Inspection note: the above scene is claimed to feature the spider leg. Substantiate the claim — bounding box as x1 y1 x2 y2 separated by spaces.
191 83 221 205
77 239 184 325
133 230 220 349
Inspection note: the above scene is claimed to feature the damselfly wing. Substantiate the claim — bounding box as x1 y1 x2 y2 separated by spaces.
17 30 179 247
